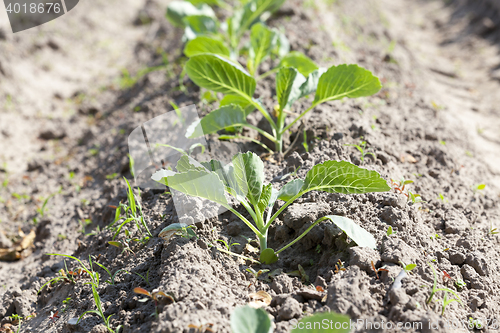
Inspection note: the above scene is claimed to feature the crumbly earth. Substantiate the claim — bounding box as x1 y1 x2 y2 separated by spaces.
1 0 500 332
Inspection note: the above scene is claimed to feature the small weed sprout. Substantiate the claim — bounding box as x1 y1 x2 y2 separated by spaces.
158 223 198 243
134 287 174 318
108 237 136 258
49 310 60 323
287 264 309 283
38 260 81 293
217 238 240 252
371 260 389 279
407 191 423 204
134 269 151 287
334 259 346 274
107 178 152 243
429 233 440 240
399 261 417 273
386 226 395 236
302 129 309 153
468 317 483 330
78 282 121 332
61 297 72 313
345 139 376 164
391 178 424 204
426 263 462 315
454 279 466 289
440 291 461 316
46 254 122 333
36 191 58 217
8 313 35 333
438 193 448 203
472 184 486 192
488 222 498 235
79 218 92 234
246 267 269 279
93 262 127 285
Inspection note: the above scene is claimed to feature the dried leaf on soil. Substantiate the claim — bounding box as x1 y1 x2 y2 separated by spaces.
248 290 272 308
0 229 36 261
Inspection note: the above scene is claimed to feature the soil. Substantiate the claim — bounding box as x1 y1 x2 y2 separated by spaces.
1 0 500 332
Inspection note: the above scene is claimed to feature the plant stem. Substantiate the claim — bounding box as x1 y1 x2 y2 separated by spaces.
276 216 328 254
282 104 316 134
427 262 438 304
246 124 277 142
259 232 267 251
225 205 263 238
218 135 273 153
248 99 277 134
239 200 259 228
257 67 279 81
264 191 305 231
212 245 261 264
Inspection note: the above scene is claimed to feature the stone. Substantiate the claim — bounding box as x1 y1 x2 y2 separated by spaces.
348 246 380 272
465 252 489 276
277 297 301 320
448 250 466 265
381 238 419 264
283 203 330 230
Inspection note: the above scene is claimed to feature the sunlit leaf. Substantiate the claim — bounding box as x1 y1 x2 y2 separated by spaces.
166 1 215 27
324 215 377 249
188 105 248 138
232 152 264 205
151 169 228 205
276 67 307 111
314 64 381 105
301 160 390 194
248 23 276 75
183 15 218 40
277 179 304 201
232 0 286 36
280 51 318 77
220 95 255 115
184 36 230 57
186 54 256 97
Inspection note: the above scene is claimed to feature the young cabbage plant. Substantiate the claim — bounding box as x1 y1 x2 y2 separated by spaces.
152 152 389 264
167 0 288 65
184 54 381 153
184 23 293 79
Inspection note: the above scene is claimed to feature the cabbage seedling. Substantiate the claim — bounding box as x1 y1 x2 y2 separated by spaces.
167 0 287 64
185 54 381 153
152 152 389 264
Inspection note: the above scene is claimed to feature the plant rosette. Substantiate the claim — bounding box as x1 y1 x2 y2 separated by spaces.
184 53 381 153
152 152 389 264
